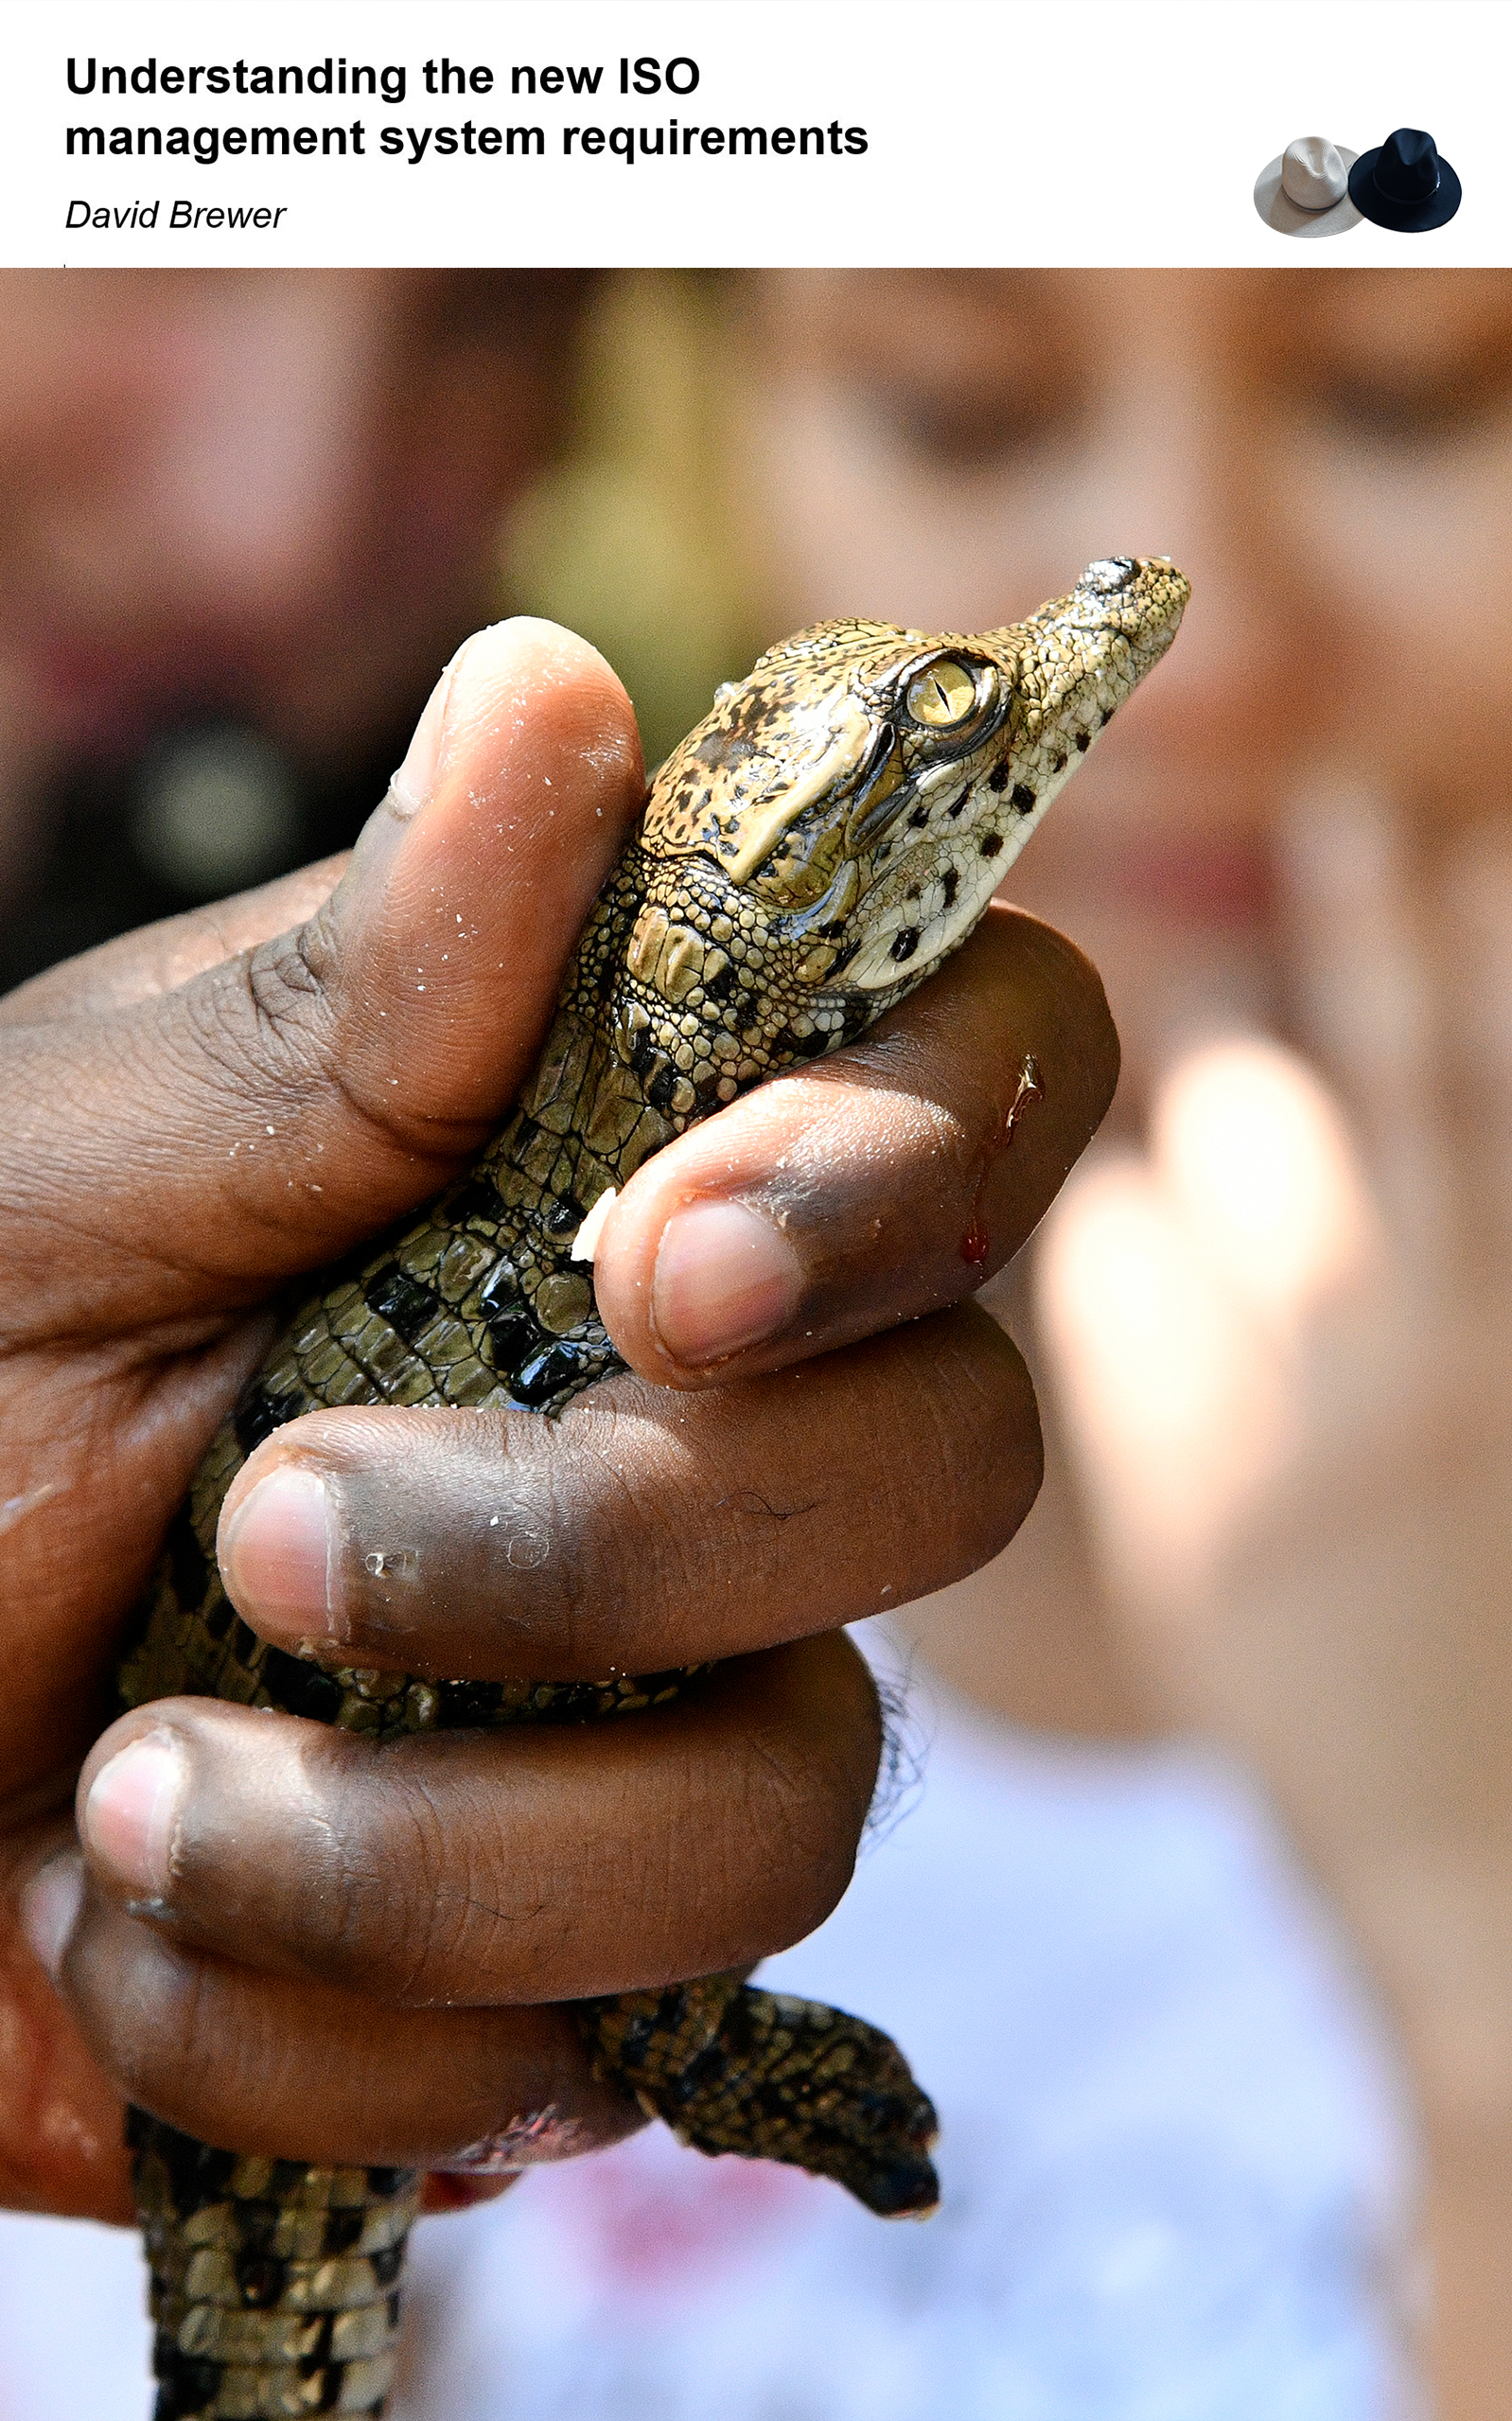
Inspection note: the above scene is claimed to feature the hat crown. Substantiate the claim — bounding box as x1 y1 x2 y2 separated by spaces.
1280 135 1347 210
1376 128 1440 201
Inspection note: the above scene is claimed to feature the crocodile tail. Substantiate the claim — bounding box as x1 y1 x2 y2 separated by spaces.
578 1975 941 2218
127 2108 421 2418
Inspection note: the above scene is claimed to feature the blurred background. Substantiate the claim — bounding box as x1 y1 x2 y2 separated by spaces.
3 264 1512 2418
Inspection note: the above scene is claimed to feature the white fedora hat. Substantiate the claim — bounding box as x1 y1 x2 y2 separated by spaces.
1254 136 1363 238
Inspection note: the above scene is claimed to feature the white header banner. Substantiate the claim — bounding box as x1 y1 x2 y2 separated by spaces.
3 0 1505 268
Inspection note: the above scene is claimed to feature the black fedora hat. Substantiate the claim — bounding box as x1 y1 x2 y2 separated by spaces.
1348 128 1461 230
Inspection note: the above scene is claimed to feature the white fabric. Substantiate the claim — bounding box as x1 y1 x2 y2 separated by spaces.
0 1657 1417 2421
1281 137 1349 210
397 1658 1417 2421
1254 141 1363 239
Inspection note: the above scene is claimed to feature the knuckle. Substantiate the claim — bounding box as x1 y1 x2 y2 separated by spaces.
300 1746 513 2005
289 1740 439 1986
378 1777 463 1999
240 913 343 1073
171 1720 413 1989
161 928 337 1128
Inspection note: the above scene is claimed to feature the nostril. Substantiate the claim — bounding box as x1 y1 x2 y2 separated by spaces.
1079 557 1138 594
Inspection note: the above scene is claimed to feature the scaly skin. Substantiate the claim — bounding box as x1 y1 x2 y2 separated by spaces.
115 557 1188 2418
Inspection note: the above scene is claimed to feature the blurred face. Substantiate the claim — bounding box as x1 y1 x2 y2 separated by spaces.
0 270 571 782
740 270 1512 1108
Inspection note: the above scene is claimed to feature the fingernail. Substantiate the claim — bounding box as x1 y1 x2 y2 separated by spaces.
20 1853 84 1982
219 1466 336 1635
82 1731 185 1899
651 1200 805 1368
388 654 459 819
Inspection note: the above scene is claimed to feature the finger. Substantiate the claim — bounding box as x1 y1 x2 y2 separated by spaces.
0 857 350 1025
1440 816 1512 1256
1034 1150 1290 1623
1 1823 137 2225
73 1636 881 2007
214 1305 1040 1676
39 1863 642 2171
593 904 1118 1385
1278 781 1450 1265
1150 1035 1381 1331
0 619 643 1342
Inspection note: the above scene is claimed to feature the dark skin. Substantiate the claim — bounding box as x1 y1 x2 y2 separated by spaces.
0 620 1117 2218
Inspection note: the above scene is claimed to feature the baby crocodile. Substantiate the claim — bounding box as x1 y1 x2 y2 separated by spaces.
116 556 1188 2418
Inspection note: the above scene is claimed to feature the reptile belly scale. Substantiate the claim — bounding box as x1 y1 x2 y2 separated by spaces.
114 557 1187 2417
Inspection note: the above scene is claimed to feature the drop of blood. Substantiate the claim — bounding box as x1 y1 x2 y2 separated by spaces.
959 1217 991 1267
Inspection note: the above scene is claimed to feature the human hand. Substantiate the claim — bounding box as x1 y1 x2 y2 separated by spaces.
0 618 1117 2223
1031 780 1512 1829
1031 784 1512 2397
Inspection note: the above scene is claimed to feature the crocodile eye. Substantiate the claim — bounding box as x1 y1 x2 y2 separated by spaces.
905 659 977 728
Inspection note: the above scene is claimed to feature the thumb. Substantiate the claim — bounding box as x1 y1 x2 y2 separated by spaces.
0 619 643 1342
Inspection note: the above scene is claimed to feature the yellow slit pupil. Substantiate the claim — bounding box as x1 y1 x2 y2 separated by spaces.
906 660 976 727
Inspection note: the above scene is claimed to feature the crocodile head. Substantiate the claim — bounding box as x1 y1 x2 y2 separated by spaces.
642 556 1188 998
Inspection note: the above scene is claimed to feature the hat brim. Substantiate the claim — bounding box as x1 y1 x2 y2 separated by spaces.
1347 148 1461 230
1253 149 1363 239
